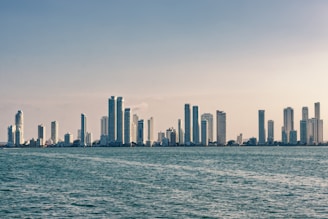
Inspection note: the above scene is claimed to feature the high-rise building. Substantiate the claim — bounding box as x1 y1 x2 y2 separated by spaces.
51 121 58 145
258 110 266 145
158 132 165 143
267 120 274 144
38 124 46 146
315 102 323 144
86 132 93 146
124 108 131 145
7 125 15 146
300 120 308 144
116 97 124 145
81 113 87 146
184 104 191 145
178 119 184 145
64 133 73 146
100 116 108 137
201 113 213 143
192 106 199 144
237 133 243 145
201 120 208 146
132 114 139 143
282 107 294 144
15 110 24 145
137 120 144 146
108 96 117 143
166 127 176 146
216 110 226 146
147 117 154 144
289 130 297 145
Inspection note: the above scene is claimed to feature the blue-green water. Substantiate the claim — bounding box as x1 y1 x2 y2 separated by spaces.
1 147 328 218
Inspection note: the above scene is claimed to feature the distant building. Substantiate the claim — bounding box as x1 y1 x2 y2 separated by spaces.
192 106 199 144
289 130 297 145
282 107 294 144
216 110 226 146
132 114 139 143
157 131 165 143
147 117 154 145
7 125 15 146
201 120 208 146
267 120 274 144
15 110 24 145
101 116 108 137
236 133 243 145
258 110 266 145
201 113 214 143
124 108 131 145
86 132 93 146
64 133 73 146
184 104 191 145
116 97 124 145
178 119 184 145
137 120 144 146
80 114 87 146
108 96 117 144
51 121 58 144
38 124 46 146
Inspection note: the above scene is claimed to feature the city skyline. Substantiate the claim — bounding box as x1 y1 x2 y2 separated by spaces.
1 1 328 142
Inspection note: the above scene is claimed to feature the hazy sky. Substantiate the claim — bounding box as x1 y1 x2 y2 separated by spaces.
1 0 328 142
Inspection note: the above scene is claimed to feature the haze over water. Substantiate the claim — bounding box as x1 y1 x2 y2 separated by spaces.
1 147 328 218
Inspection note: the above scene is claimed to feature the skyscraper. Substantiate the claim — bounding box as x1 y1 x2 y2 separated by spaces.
51 121 58 144
15 110 24 145
300 106 309 145
201 120 208 146
258 110 266 145
192 106 199 144
178 119 184 145
116 97 124 145
302 107 309 121
184 104 191 145
315 102 323 144
38 124 46 146
282 107 294 144
7 125 15 146
81 113 87 146
216 110 226 146
124 108 131 145
100 116 108 137
267 120 274 144
86 132 93 146
201 113 213 143
315 102 320 120
147 117 154 145
132 114 139 143
64 133 73 146
108 96 117 144
137 120 144 146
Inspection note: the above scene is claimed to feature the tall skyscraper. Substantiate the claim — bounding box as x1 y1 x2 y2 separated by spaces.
192 106 199 144
86 132 93 146
178 119 184 145
124 108 131 145
201 120 208 146
258 110 266 145
100 116 108 137
15 110 24 145
184 104 191 145
116 97 124 145
81 113 87 146
300 106 309 145
132 114 139 143
51 121 58 144
108 96 117 144
147 117 154 144
216 110 226 146
137 120 144 146
282 107 294 144
267 120 274 144
315 102 323 144
201 113 213 143
38 124 46 146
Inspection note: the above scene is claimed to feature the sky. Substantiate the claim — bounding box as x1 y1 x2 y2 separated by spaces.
1 0 328 142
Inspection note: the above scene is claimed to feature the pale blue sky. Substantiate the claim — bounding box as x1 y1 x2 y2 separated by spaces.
1 1 328 141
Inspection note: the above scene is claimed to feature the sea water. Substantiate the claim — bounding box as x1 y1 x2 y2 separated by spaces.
1 147 328 218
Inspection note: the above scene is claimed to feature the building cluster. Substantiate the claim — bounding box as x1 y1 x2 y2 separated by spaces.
4 98 325 147
257 102 324 146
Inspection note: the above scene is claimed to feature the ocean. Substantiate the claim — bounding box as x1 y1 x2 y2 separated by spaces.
1 146 328 218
